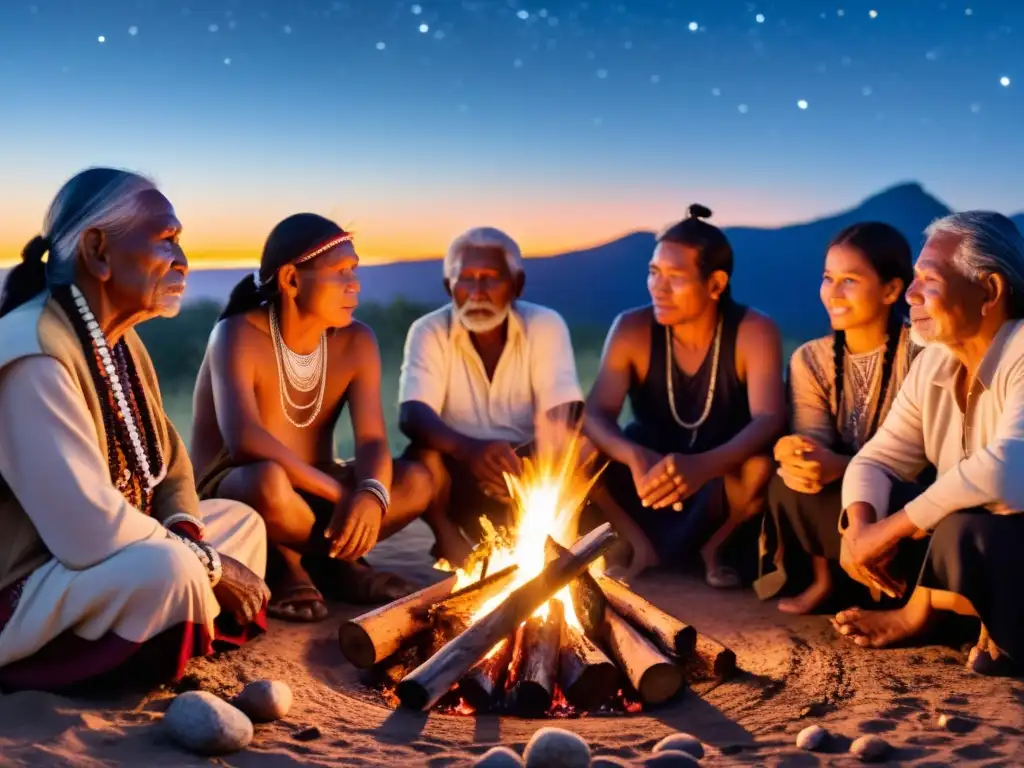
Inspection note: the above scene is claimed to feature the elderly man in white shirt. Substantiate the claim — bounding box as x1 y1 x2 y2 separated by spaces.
834 211 1024 676
398 226 584 565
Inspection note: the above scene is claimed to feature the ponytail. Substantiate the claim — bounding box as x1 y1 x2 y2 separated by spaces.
0 236 51 318
219 273 274 320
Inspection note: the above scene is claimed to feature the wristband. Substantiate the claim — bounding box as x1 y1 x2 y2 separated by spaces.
356 479 390 515
163 513 206 541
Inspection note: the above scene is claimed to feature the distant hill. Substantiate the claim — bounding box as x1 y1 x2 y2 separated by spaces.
6 185 1024 338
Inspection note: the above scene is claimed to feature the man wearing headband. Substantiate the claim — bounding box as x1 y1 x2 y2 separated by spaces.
398 226 584 566
190 213 433 622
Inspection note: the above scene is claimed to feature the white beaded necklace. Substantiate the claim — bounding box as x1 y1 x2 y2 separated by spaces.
269 304 328 428
69 285 167 491
665 314 724 448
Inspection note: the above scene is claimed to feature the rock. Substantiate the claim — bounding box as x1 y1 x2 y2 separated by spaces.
232 680 292 723
636 751 700 766
523 727 591 768
163 691 253 756
292 724 321 742
796 724 828 751
937 713 973 733
473 746 524 767
652 733 704 759
590 758 632 767
849 735 889 762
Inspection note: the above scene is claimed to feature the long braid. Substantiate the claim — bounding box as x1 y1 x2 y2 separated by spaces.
832 329 846 424
866 312 904 439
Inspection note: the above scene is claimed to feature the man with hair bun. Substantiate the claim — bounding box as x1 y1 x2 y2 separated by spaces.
399 226 585 566
584 204 785 586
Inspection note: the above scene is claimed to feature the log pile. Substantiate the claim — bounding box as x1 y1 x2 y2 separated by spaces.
337 523 737 717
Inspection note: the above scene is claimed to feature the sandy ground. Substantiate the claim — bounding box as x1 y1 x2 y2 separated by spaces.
1 520 1023 767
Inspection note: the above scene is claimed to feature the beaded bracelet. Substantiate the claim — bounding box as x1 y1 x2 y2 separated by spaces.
163 512 206 541
355 478 390 516
166 530 222 587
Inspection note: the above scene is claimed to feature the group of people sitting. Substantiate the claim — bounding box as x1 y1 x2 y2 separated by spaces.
1 166 1023 694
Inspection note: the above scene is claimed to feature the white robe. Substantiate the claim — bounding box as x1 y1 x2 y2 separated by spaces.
0 356 266 674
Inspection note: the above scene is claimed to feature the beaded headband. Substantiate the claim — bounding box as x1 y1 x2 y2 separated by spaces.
253 231 353 290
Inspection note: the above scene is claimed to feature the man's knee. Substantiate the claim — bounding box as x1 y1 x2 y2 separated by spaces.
406 447 452 499
126 539 210 600
726 454 774 517
931 510 997 555
394 460 434 512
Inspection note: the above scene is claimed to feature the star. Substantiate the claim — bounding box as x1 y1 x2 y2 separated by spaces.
1000 76 1011 87
223 57 231 65
738 104 749 113
797 99 809 109
97 35 105 43
965 7 973 15
419 23 429 33
755 13 765 23
376 41 386 50
411 4 422 14
517 10 529 20
688 21 698 31
128 26 138 36
869 9 878 18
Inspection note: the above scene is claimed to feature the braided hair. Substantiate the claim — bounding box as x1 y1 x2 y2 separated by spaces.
828 222 913 443
219 213 350 320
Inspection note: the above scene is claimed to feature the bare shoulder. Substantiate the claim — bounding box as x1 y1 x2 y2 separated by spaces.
208 312 265 358
736 307 781 348
328 319 380 358
609 306 653 346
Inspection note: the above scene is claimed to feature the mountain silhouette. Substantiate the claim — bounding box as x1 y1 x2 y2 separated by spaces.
53 183 1022 339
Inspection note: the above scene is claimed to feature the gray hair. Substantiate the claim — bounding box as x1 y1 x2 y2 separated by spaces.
925 211 1024 311
443 226 524 282
43 168 158 287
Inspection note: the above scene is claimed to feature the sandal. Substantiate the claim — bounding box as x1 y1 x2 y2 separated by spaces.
267 580 329 623
705 565 742 590
314 558 417 605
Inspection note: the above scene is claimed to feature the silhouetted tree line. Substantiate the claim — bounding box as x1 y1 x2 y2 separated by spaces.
138 298 609 393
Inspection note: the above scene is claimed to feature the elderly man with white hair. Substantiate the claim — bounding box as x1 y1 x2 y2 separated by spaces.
398 227 584 565
833 211 1024 676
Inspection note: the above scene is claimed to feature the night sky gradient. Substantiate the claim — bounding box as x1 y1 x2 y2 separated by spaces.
1 0 1020 266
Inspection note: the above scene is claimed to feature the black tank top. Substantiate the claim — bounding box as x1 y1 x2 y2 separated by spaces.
623 300 751 456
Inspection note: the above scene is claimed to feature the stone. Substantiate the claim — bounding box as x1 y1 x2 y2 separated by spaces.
523 727 591 768
849 735 889 762
653 733 704 759
162 690 253 756
636 751 700 766
292 725 321 741
937 713 973 733
232 680 292 723
473 746 524 766
796 724 828 751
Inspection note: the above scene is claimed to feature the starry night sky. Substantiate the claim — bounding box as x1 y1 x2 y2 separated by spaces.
0 0 1020 266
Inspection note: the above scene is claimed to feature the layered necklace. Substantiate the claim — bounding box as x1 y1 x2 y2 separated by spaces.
56 285 166 514
269 304 328 428
665 314 724 448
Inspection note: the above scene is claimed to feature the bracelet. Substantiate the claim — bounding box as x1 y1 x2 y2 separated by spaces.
356 479 390 515
356 486 389 516
163 513 206 541
166 530 221 587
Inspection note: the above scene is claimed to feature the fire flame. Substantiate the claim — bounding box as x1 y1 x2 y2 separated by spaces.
440 426 603 630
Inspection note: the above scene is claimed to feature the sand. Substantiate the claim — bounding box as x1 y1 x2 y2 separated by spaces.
1 520 1023 767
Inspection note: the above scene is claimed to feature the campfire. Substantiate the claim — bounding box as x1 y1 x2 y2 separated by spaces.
338 434 736 718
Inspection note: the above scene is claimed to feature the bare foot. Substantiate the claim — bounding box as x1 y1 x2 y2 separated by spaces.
967 628 1020 676
831 601 931 648
779 579 831 615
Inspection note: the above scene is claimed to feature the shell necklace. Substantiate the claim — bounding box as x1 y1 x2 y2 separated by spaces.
665 314 723 448
69 284 167 491
269 305 328 428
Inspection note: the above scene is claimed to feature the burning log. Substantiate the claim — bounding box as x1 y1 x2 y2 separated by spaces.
456 637 514 711
558 620 620 710
604 608 682 705
593 573 698 660
396 522 618 711
432 564 519 622
377 612 469 686
506 599 564 716
339 574 459 668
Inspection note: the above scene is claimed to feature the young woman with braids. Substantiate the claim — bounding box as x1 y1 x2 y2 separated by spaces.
758 222 919 615
0 168 269 691
189 213 433 622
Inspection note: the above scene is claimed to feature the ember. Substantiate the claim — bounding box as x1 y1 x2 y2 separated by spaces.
337 432 736 718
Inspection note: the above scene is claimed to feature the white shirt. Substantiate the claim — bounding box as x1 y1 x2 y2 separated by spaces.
398 301 584 444
842 319 1024 531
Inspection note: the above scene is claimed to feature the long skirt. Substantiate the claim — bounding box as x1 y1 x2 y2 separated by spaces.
600 459 727 568
0 499 267 692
